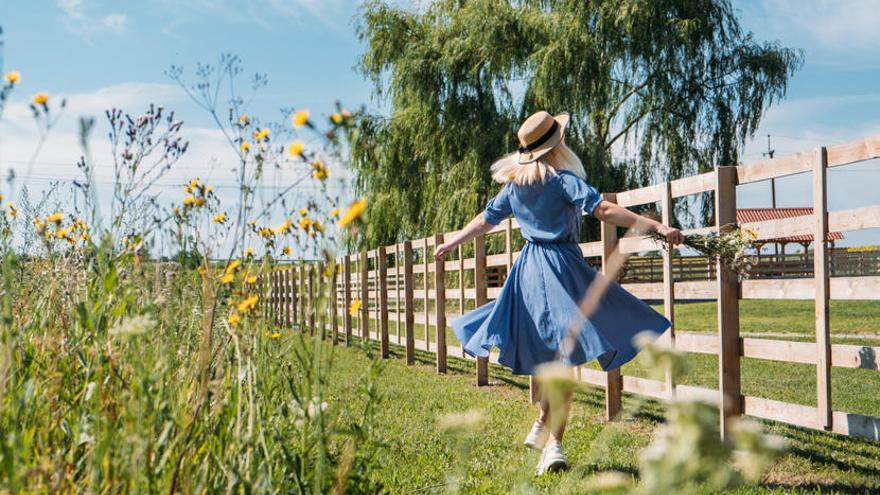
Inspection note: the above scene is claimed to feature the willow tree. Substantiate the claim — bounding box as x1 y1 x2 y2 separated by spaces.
350 0 802 248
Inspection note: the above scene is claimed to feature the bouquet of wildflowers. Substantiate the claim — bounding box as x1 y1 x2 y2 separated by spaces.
650 223 758 279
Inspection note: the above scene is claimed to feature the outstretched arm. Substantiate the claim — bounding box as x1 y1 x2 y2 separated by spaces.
433 212 495 260
592 200 684 245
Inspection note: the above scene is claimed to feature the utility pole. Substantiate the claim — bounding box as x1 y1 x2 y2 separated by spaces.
762 134 778 259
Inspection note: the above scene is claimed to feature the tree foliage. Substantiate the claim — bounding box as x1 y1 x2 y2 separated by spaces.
350 0 802 247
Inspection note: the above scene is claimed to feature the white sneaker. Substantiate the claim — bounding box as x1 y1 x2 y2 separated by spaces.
523 419 549 450
536 441 568 475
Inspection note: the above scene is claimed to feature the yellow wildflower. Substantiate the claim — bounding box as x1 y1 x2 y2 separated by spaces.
292 109 309 128
244 247 254 257
275 219 293 234
246 275 257 285
7 203 17 218
4 71 20 85
213 213 227 224
47 212 64 224
330 208 340 218
239 114 249 125
349 298 362 317
299 207 309 217
311 161 329 181
184 185 193 193
220 273 235 284
228 312 241 326
55 228 69 239
270 332 281 340
225 258 242 273
288 140 304 157
32 92 49 105
204 185 213 194
189 178 200 188
282 246 291 256
258 226 273 238
240 141 250 152
254 128 270 141
236 295 259 314
746 227 759 241
330 112 343 125
338 198 367 228
183 195 195 206
313 221 324 233
248 219 257 226
194 197 206 207
299 217 312 230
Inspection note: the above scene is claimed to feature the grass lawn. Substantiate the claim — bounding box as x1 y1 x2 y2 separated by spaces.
323 339 880 494
337 298 880 421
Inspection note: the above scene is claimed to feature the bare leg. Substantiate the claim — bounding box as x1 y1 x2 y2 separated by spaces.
546 391 573 443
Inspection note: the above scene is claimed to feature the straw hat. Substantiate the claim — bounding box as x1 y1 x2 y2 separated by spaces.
509 111 570 165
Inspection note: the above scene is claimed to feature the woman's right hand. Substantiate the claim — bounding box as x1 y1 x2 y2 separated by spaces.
433 243 454 260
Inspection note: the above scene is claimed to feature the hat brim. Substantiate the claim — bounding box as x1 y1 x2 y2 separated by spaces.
517 112 570 164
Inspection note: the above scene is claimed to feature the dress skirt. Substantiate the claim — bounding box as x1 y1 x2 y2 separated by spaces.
451 241 670 375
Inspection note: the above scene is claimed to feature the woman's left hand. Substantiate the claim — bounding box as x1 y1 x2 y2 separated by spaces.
655 224 685 245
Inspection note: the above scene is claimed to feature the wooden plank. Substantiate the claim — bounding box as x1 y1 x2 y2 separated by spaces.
435 233 447 374
743 396 819 430
474 234 489 386
396 243 402 344
675 332 719 355
736 151 813 184
831 344 880 370
378 246 389 358
360 251 368 340
829 205 880 233
423 238 430 352
826 134 880 168
404 241 415 365
716 166 742 440
814 147 832 430
661 181 676 399
308 264 315 334
676 384 718 404
602 192 622 420
831 411 880 441
742 338 814 364
299 264 306 327
317 262 324 339
622 376 666 400
343 255 352 346
291 266 298 325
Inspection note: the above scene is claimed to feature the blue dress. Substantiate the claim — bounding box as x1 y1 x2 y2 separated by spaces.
450 170 670 375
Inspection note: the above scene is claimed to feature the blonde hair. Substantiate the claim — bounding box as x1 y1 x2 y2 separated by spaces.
490 141 587 185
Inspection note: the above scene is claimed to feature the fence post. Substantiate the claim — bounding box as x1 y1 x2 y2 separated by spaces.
331 261 339 345
291 266 298 325
458 244 465 358
403 240 415 365
360 250 369 341
602 193 623 420
284 268 292 328
298 264 305 327
716 166 742 439
434 233 447 373
396 243 402 344
423 238 430 351
378 245 390 358
474 234 489 386
308 264 316 334
814 147 832 430
343 255 352 346
662 182 676 399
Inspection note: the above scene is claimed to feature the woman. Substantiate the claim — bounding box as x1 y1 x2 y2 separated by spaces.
433 111 683 475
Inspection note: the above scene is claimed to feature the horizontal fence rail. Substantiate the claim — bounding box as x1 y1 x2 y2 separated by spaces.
262 134 880 442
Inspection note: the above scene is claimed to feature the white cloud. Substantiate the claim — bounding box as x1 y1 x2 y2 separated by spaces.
746 0 880 66
56 0 128 41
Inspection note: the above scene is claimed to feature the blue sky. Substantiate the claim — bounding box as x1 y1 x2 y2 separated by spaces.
1 0 879 249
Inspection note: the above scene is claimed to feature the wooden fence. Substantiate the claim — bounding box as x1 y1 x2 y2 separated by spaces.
263 135 880 442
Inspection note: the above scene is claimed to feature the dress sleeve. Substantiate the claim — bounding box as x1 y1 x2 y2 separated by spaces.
483 184 512 225
558 172 602 216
